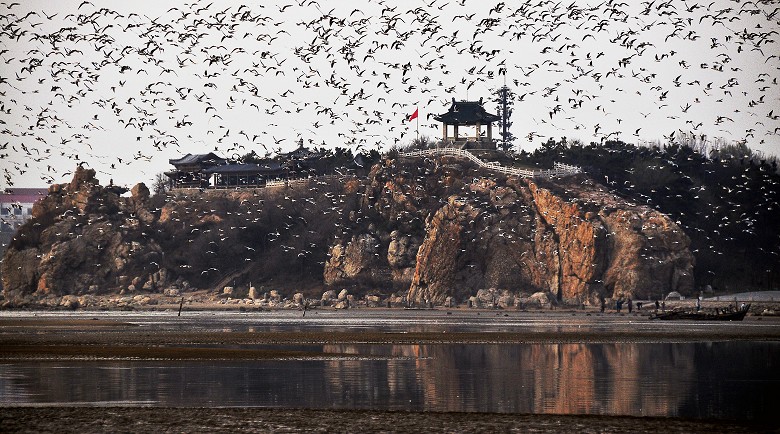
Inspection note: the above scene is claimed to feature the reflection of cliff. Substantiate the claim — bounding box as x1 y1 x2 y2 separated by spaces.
322 344 430 410
3 342 775 419
524 343 696 417
324 343 697 416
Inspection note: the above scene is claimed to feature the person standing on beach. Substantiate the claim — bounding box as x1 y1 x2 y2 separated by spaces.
627 298 633 313
600 296 606 313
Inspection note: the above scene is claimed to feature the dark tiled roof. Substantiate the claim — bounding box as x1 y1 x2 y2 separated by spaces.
169 153 226 166
203 162 284 174
434 98 500 125
282 146 322 160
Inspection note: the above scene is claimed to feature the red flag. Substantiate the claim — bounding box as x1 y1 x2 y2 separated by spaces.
408 108 418 122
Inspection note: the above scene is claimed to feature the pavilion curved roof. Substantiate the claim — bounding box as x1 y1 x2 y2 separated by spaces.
168 153 226 166
433 98 500 125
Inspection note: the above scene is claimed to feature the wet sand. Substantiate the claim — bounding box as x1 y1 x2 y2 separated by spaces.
0 407 773 434
2 309 779 362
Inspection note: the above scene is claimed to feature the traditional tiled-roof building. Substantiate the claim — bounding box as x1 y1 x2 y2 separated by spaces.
204 162 285 188
166 144 328 189
165 153 227 188
434 97 500 149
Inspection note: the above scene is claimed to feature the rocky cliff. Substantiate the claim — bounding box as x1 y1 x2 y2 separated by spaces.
1 167 163 299
324 155 693 305
1 157 694 307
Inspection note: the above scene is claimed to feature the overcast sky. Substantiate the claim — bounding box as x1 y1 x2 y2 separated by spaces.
1 0 778 188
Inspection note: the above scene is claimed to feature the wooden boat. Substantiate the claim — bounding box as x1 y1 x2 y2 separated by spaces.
650 304 750 321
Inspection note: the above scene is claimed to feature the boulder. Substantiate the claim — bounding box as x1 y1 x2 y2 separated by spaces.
320 290 336 306
60 294 80 309
521 291 556 308
130 183 150 205
164 288 180 297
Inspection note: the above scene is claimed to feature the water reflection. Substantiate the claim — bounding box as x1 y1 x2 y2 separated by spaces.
320 342 700 416
1 341 777 421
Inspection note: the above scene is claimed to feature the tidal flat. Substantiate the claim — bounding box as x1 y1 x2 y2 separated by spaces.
1 309 778 433
0 407 771 434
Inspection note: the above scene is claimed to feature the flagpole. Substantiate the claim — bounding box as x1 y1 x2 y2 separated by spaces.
416 109 419 143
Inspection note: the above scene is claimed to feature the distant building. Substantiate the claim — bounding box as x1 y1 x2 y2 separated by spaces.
0 188 48 233
165 153 227 188
279 143 324 176
166 145 326 189
434 97 501 149
204 162 285 188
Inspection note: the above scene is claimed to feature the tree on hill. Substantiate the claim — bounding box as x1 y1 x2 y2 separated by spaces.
492 85 516 152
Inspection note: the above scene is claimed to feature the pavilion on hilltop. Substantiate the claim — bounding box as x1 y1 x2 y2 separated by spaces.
433 97 501 149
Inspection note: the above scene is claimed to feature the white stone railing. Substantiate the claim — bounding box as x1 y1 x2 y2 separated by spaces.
264 174 345 188
398 148 582 178
204 174 348 190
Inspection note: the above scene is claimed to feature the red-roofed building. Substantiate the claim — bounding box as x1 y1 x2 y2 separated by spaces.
1 188 48 264
1 188 48 232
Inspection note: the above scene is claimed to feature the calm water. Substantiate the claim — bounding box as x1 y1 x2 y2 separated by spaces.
1 311 778 422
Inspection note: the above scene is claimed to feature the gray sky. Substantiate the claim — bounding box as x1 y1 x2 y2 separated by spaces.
1 0 779 188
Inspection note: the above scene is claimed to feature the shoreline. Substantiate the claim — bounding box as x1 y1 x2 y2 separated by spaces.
4 289 780 311
2 310 779 362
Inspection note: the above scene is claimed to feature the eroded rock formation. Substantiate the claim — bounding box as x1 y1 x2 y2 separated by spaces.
1 167 165 301
2 157 694 306
323 156 694 304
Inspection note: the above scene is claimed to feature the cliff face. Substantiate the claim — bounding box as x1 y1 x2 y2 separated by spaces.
324 156 694 304
1 157 694 306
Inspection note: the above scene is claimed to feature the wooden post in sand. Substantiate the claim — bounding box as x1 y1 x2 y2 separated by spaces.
178 297 184 316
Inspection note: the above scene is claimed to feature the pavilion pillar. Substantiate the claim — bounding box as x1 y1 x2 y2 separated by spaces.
453 125 459 142
442 123 448 142
487 123 492 142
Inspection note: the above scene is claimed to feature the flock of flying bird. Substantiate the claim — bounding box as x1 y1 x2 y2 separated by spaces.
0 0 778 188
